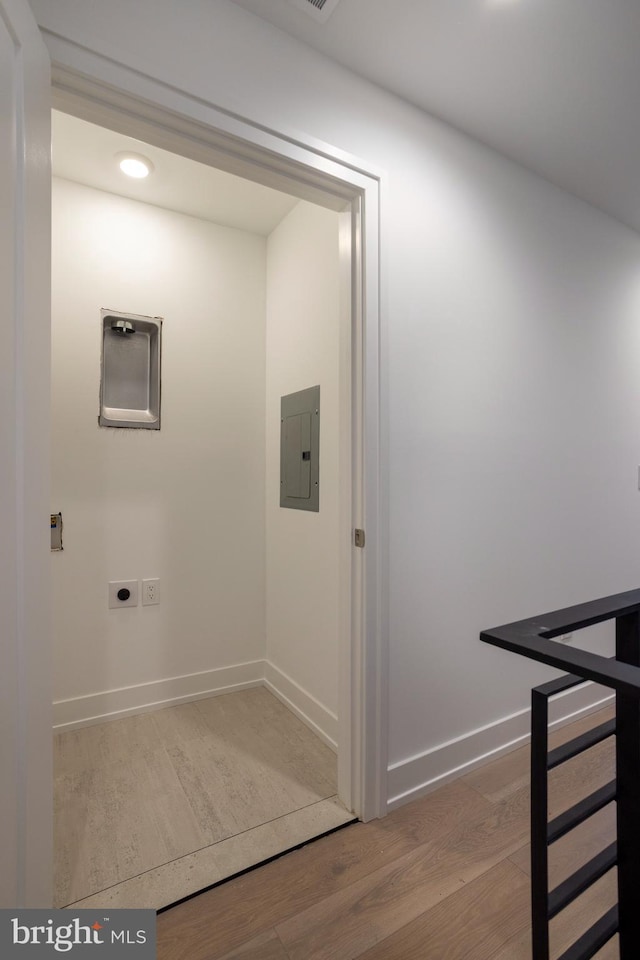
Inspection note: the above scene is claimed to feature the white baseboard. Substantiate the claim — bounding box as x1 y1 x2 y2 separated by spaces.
53 659 339 745
53 661 265 732
263 660 338 753
386 682 614 812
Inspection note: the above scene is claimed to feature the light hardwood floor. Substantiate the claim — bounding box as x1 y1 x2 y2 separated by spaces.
157 703 619 960
54 687 354 909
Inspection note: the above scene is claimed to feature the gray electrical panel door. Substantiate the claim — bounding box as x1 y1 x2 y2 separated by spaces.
280 385 320 511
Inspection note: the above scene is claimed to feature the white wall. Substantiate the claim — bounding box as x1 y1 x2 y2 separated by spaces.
36 1 640 807
51 177 267 724
265 201 341 749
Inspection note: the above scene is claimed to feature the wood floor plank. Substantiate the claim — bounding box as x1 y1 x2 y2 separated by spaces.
216 930 290 960
156 780 491 960
464 707 614 803
489 920 620 958
593 936 619 959
510 801 616 889
549 871 618 960
274 790 528 960
489 927 531 960
156 703 622 960
548 738 615 818
463 705 615 806
354 860 530 960
490 872 619 960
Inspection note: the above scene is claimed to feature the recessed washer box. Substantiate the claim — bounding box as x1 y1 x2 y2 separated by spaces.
99 309 162 429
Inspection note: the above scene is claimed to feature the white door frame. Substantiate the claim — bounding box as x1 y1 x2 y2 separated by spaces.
3 0 52 910
45 32 388 823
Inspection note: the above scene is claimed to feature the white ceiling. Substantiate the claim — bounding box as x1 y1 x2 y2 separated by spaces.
231 0 640 235
52 110 299 236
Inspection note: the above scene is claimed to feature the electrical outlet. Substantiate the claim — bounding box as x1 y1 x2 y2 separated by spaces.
108 580 138 608
142 578 160 606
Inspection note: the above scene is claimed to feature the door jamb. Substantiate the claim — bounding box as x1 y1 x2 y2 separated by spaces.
47 40 387 822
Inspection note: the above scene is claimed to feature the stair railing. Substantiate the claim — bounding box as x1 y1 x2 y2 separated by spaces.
481 589 640 960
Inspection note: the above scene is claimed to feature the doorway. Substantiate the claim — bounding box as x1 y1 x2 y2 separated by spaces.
51 107 361 908
3 20 385 903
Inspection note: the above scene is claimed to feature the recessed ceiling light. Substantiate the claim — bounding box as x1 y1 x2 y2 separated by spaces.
116 152 154 179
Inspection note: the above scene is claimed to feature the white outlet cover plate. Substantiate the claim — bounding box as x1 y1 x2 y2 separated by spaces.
108 580 138 608
142 578 160 606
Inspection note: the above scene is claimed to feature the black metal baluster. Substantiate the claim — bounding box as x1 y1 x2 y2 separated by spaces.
615 611 640 959
531 687 550 960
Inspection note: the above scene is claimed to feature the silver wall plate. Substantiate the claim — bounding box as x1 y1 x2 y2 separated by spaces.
99 309 162 429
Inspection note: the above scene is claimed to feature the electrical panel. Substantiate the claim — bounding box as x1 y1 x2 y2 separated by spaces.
51 513 63 551
280 385 320 511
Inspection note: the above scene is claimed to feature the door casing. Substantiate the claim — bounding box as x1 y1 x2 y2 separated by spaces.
45 34 388 824
1 0 52 908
